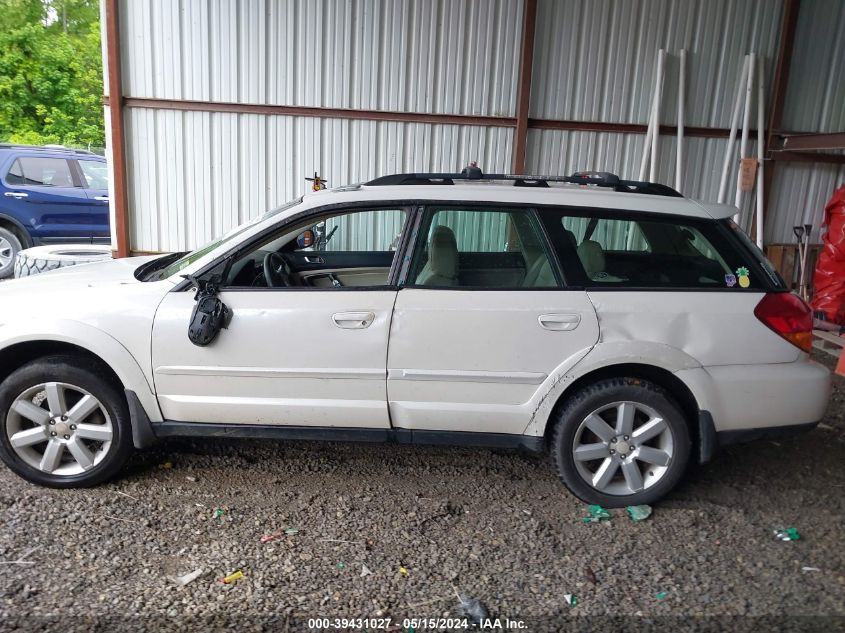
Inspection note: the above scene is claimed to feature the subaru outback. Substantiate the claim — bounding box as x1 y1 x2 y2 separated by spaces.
0 171 830 506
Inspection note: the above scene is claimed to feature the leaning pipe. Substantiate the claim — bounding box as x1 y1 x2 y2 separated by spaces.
735 52 756 221
639 49 665 182
650 49 666 183
755 56 765 249
718 55 750 203
676 49 686 192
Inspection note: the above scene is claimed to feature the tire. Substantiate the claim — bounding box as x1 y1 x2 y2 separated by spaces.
0 356 134 487
14 244 111 278
0 227 22 279
551 377 691 507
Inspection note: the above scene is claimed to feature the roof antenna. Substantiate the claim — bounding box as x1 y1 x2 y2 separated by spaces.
460 161 483 179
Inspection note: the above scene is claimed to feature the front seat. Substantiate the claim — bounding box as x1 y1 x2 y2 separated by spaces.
416 225 459 286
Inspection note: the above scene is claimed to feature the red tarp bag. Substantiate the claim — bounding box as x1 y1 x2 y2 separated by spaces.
811 185 845 324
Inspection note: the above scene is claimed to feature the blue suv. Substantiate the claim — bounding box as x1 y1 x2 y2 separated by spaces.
0 145 111 278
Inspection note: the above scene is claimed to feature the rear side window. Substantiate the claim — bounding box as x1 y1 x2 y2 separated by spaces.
8 157 75 187
540 209 772 290
78 159 109 189
405 207 561 288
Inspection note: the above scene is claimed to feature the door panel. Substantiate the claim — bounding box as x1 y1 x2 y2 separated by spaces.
285 250 395 273
78 159 111 239
152 289 397 427
387 289 599 434
302 267 391 287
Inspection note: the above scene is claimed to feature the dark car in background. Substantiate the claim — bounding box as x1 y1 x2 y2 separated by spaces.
0 145 110 278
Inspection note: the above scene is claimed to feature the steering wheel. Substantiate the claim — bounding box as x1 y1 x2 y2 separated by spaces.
263 252 293 287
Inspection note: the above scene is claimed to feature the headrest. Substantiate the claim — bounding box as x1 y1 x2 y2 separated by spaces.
428 225 458 278
577 239 606 277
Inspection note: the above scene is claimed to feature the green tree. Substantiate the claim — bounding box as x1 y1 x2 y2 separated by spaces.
0 0 103 148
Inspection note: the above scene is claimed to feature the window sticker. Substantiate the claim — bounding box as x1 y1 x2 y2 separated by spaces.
736 267 750 288
725 273 737 287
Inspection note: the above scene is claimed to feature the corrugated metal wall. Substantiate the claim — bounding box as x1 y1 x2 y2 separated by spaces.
113 0 844 252
116 0 520 251
123 108 513 251
528 0 776 236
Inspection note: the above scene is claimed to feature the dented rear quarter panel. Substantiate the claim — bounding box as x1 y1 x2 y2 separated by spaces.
523 289 804 436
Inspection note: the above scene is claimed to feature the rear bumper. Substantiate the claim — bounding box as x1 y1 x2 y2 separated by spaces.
717 421 819 446
698 412 818 463
678 359 831 434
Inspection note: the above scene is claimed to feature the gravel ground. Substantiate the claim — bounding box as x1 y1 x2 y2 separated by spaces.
0 354 843 633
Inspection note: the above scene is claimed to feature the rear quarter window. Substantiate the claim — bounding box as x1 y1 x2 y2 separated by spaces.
540 209 777 290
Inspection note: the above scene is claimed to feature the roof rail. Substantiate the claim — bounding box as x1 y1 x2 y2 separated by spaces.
0 144 95 156
365 169 683 197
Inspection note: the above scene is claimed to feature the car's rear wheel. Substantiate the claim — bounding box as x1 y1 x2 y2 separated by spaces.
551 377 691 507
0 227 22 279
0 356 134 487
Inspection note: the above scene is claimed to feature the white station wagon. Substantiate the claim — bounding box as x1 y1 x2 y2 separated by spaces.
0 171 830 506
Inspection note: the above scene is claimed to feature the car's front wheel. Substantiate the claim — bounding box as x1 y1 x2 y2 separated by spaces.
551 378 691 507
0 356 134 487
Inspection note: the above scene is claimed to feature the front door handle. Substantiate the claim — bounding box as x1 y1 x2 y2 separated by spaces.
538 313 581 331
94 195 109 202
332 311 375 329
4 191 28 199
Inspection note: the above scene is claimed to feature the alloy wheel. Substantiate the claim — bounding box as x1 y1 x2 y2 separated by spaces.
0 236 13 269
572 400 674 496
6 382 113 476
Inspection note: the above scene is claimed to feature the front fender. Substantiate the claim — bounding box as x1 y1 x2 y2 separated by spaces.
0 318 162 423
523 340 702 436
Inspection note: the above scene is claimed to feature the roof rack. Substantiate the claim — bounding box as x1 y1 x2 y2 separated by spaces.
0 144 95 156
365 169 683 197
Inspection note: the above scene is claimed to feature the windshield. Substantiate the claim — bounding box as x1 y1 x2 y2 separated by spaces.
157 197 304 279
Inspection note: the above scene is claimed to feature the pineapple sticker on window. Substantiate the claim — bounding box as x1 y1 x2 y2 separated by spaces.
736 267 750 288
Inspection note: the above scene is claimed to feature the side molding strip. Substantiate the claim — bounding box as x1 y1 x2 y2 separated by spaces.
150 421 545 452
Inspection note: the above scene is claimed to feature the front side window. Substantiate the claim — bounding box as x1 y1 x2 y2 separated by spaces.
405 207 561 288
12 157 75 187
541 209 769 289
223 208 408 288
79 160 109 189
296 209 405 253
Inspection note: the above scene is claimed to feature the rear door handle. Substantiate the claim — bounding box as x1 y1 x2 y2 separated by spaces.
538 313 581 331
4 192 28 199
332 311 375 329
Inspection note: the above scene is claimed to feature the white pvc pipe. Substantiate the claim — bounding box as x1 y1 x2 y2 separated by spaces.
734 52 756 221
755 56 765 249
650 49 666 183
676 49 686 192
718 56 750 203
639 49 665 181
639 122 655 181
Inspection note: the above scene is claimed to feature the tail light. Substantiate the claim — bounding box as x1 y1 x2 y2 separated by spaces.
754 292 813 353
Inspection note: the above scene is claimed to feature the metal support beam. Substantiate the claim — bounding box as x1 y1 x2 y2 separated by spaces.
512 0 537 173
770 151 845 165
104 0 130 258
773 132 845 152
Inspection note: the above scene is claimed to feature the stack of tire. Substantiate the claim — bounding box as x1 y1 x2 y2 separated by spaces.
12 244 112 279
